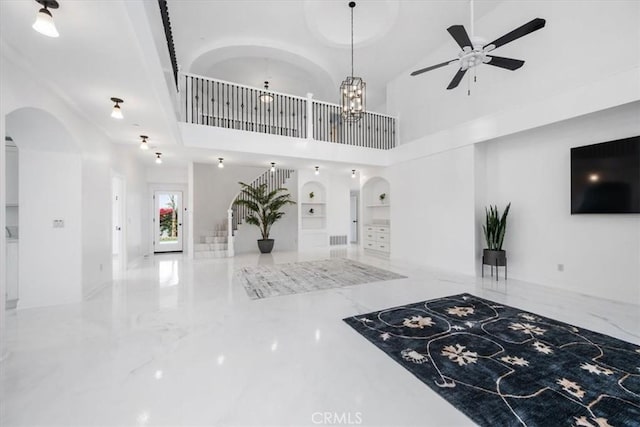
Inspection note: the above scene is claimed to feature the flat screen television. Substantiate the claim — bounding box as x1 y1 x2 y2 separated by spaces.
571 136 640 214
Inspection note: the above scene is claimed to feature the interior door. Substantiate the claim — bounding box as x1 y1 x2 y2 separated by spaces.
350 192 359 243
154 191 183 253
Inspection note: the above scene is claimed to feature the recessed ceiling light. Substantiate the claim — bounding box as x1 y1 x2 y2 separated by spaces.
32 0 59 38
218 158 224 168
155 152 162 164
140 135 149 150
110 97 124 119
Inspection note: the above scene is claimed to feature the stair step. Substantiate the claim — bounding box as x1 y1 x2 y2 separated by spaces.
201 236 228 244
194 250 229 259
195 243 228 251
202 231 227 238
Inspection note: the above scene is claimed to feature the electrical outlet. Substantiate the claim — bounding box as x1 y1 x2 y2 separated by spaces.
557 264 564 272
53 219 64 228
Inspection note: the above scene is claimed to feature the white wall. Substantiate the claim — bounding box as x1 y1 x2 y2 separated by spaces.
146 166 188 184
389 145 477 275
1 49 148 308
480 103 640 304
193 163 266 239
389 1 640 144
0 113 7 357
297 169 351 249
327 173 351 240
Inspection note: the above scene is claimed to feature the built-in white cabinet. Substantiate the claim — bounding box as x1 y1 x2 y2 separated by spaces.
364 224 390 253
362 177 390 256
6 146 19 206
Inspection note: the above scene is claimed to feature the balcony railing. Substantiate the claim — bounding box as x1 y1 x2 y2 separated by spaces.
181 73 396 150
312 100 395 150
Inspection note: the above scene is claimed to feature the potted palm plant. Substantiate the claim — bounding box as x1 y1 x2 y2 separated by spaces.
233 182 296 253
482 203 511 270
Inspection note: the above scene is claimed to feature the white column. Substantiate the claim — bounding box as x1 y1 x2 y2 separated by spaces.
306 92 314 140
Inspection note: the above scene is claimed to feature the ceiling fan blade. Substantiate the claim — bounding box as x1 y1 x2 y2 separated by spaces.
410 60 456 76
483 18 546 51
447 25 473 49
486 55 525 70
447 68 467 90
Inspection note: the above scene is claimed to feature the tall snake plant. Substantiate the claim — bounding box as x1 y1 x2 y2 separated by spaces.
483 203 511 251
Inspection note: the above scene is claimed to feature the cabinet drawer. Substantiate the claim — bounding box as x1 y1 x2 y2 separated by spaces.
375 232 389 242
376 242 390 253
365 232 375 240
365 226 375 232
364 241 376 249
376 226 389 233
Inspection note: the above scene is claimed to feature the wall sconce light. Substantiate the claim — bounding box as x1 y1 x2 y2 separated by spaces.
351 169 356 178
218 158 224 168
315 166 320 176
110 97 124 119
155 152 162 164
270 162 276 173
32 0 59 38
139 135 149 150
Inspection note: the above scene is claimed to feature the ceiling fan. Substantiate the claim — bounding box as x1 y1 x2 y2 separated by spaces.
410 15 546 91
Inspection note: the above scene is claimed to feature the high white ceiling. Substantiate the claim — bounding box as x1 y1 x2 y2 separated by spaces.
169 0 503 110
0 0 182 160
0 0 505 169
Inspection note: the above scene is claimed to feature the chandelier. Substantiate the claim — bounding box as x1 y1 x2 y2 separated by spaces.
340 1 366 122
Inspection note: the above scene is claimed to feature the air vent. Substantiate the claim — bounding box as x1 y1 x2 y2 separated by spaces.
329 235 348 246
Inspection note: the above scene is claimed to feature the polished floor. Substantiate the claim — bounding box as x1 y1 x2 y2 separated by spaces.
1 248 638 426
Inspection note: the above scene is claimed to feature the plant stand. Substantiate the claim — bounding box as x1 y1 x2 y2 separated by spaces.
482 249 507 281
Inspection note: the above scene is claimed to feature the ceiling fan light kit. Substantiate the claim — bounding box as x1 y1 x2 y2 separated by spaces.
32 0 59 38
411 3 546 93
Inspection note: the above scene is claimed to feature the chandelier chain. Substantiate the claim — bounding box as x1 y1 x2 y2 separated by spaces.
351 4 354 78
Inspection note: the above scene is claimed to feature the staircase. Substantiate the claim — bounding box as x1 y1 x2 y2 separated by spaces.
194 224 228 259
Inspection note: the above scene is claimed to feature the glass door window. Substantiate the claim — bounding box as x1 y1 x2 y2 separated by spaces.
154 191 183 253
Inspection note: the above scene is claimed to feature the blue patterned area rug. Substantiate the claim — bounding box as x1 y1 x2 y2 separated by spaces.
344 293 640 426
237 258 406 300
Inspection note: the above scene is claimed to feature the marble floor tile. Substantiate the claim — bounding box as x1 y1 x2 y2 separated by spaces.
1 247 638 426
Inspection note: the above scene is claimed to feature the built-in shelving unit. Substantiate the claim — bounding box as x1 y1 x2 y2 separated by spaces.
362 177 390 256
300 181 326 230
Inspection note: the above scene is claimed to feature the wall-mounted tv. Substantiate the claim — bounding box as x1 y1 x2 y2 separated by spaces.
571 136 640 214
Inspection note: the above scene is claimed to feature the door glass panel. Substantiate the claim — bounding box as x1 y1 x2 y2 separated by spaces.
155 191 183 253
159 193 179 244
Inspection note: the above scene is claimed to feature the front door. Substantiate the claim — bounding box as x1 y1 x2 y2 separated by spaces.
154 191 183 253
